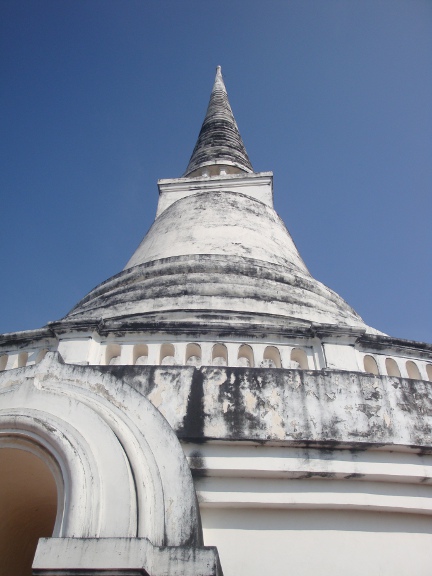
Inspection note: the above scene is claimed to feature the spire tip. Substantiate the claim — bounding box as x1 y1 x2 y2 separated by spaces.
183 66 253 177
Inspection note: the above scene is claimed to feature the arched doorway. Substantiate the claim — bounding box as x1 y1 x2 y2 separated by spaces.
0 447 57 576
0 354 216 576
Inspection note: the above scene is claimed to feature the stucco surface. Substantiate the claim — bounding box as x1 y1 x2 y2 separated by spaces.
34 537 223 576
201 508 432 576
62 186 384 334
65 254 375 333
125 191 308 272
97 365 432 448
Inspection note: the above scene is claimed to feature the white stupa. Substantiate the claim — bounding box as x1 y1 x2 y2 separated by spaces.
1 67 432 576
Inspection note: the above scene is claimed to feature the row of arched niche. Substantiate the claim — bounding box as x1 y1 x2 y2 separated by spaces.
1 347 431 381
0 350 47 371
363 354 432 381
105 343 310 369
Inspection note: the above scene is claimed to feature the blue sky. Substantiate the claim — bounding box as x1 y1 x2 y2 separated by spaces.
1 0 431 342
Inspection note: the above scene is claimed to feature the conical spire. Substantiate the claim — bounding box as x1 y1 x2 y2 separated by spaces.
184 66 253 177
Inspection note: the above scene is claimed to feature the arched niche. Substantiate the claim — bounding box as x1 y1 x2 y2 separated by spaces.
160 343 176 365
261 346 281 368
363 355 379 376
36 349 48 364
291 348 308 370
238 344 254 367
186 343 202 367
0 354 7 371
212 344 228 366
106 343 121 365
385 358 401 377
133 344 149 365
406 361 421 380
18 352 28 368
0 445 58 576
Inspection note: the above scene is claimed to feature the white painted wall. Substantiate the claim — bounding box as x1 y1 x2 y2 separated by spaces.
201 508 432 576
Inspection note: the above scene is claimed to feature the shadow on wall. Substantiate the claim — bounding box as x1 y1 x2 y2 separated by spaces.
202 506 432 534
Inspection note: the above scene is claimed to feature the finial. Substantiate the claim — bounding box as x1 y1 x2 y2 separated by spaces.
183 66 253 177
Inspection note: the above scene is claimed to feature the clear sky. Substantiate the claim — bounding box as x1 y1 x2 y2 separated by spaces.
1 0 431 342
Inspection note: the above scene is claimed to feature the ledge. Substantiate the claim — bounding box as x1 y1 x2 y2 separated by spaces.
0 327 56 348
94 365 432 449
358 333 432 357
33 538 223 576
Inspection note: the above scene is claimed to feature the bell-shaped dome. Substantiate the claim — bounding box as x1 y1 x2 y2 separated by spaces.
61 67 380 336
64 186 376 334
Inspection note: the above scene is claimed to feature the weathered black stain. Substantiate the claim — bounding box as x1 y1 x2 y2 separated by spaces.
178 369 205 440
189 449 207 478
218 368 248 438
215 367 286 439
296 472 336 480
365 389 382 401
95 363 158 396
74 364 432 449
344 473 366 480
322 416 346 438
357 404 381 419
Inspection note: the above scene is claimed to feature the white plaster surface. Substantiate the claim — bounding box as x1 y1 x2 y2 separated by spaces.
33 537 222 576
58 337 91 364
201 508 432 576
125 190 309 273
66 254 375 334
185 441 432 575
323 341 360 371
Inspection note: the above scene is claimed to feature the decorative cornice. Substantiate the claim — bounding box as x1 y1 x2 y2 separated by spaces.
0 327 56 349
